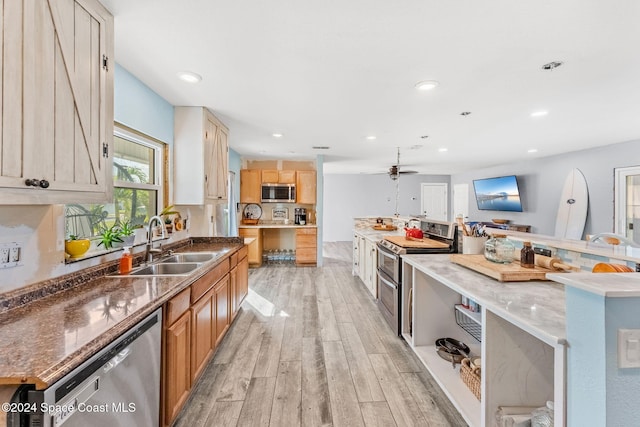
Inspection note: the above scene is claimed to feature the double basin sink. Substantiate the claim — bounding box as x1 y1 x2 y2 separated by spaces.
117 251 226 277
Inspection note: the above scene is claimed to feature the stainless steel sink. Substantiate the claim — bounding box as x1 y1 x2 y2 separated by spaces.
129 262 201 276
162 253 218 263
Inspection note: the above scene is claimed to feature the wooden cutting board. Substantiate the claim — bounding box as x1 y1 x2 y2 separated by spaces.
449 254 558 282
384 235 450 249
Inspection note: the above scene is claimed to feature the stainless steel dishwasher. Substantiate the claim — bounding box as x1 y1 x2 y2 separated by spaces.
22 308 162 427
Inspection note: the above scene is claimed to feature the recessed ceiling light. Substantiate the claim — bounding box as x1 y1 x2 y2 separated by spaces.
531 111 548 117
528 149 538 153
312 146 330 150
272 133 283 138
366 136 377 140
420 135 429 139
176 71 202 83
415 80 439 91
438 148 448 152
460 111 471 116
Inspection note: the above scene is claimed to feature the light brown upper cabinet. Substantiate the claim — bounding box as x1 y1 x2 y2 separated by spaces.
240 169 261 203
261 169 296 184
0 0 114 204
174 107 229 203
296 170 317 204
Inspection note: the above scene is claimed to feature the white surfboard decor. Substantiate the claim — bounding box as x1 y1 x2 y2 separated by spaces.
554 168 589 240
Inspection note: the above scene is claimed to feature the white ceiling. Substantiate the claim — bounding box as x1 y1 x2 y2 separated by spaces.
100 0 640 175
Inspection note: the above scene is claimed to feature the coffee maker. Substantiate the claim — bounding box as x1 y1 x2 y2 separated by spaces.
294 208 307 225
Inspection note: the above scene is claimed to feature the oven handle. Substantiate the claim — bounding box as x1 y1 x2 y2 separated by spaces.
377 245 396 259
378 272 397 290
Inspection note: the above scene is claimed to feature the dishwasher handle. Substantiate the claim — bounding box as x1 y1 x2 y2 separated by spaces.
103 347 132 374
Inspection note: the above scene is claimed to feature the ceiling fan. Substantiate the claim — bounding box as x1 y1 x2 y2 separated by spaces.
388 148 418 180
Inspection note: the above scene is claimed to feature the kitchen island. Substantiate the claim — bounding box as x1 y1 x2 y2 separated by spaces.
402 253 566 427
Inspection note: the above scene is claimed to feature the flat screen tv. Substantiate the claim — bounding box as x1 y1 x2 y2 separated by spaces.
473 175 523 212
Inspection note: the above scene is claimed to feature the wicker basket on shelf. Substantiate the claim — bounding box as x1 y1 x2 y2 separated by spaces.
460 358 481 400
241 218 259 225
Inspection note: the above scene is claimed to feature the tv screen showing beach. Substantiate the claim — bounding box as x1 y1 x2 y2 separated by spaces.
473 175 523 212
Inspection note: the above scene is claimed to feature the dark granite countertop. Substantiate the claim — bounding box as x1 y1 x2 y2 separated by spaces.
0 239 244 390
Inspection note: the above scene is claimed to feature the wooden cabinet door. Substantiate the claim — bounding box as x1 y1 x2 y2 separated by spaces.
261 169 279 183
0 0 114 204
237 256 249 305
214 276 231 346
230 265 238 319
164 310 191 425
190 289 214 382
239 228 263 266
296 228 317 265
296 170 317 204
278 170 296 184
240 169 261 203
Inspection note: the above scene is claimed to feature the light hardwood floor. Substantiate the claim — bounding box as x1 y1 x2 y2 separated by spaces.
174 242 467 427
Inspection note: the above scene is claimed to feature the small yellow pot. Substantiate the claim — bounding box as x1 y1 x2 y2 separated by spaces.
65 239 91 258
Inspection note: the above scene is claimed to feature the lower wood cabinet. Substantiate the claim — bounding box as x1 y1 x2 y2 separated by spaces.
239 227 263 266
163 308 191 425
296 227 317 265
162 245 249 427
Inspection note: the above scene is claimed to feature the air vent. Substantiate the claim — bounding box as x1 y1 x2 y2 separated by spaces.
312 146 330 150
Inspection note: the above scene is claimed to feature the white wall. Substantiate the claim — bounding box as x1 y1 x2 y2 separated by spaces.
451 139 640 236
323 174 450 241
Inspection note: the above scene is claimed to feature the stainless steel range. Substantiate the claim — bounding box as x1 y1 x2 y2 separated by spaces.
377 219 457 335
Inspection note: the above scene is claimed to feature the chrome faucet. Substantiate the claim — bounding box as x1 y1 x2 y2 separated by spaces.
145 215 166 264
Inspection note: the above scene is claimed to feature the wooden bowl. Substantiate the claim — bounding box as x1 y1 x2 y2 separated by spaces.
491 219 510 224
592 263 634 273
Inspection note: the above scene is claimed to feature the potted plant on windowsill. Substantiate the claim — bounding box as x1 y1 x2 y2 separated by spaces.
97 224 124 250
65 235 91 258
117 220 136 246
160 205 179 234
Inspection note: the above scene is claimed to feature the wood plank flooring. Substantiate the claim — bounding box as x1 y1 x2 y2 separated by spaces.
174 242 467 427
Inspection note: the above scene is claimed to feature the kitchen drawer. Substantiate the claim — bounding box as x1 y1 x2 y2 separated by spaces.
230 252 238 267
237 245 248 260
191 259 230 303
296 247 317 264
166 288 191 325
296 228 317 236
296 234 317 248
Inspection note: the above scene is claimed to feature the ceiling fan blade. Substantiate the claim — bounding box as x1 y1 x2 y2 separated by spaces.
399 170 418 174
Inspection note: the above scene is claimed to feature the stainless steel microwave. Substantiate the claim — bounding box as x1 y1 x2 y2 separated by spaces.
261 184 296 203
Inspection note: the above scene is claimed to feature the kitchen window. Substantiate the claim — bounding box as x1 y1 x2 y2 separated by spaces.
65 125 164 240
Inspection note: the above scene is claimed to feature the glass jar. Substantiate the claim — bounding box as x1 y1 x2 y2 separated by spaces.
484 234 515 264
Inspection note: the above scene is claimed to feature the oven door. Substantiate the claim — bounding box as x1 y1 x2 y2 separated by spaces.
377 269 399 335
377 243 400 284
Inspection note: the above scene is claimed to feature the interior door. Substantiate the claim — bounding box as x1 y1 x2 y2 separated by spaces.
615 166 640 243
453 183 469 220
421 183 448 220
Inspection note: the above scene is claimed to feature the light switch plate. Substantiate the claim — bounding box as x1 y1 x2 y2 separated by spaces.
618 329 640 368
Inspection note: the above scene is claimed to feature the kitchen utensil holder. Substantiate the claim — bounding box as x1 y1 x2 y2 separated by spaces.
460 357 481 400
455 304 482 342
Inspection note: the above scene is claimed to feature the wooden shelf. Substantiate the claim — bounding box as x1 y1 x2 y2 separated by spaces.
413 345 481 427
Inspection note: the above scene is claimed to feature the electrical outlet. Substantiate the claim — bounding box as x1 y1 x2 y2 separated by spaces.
9 247 20 262
0 248 9 263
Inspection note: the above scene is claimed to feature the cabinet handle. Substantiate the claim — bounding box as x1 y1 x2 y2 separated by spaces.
25 179 50 188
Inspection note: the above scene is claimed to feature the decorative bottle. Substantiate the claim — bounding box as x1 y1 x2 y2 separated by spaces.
520 241 535 268
119 246 133 274
484 234 515 264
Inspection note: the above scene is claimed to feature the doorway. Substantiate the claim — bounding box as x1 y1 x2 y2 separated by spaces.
421 183 448 220
614 166 640 243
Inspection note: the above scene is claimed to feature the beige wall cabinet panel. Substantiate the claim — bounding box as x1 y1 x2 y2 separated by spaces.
174 107 229 204
261 169 279 183
0 0 114 204
261 169 296 184
296 170 317 204
240 169 261 203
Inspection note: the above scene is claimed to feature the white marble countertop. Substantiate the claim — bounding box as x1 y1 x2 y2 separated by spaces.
485 229 640 263
402 254 567 345
353 227 403 242
548 271 640 297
